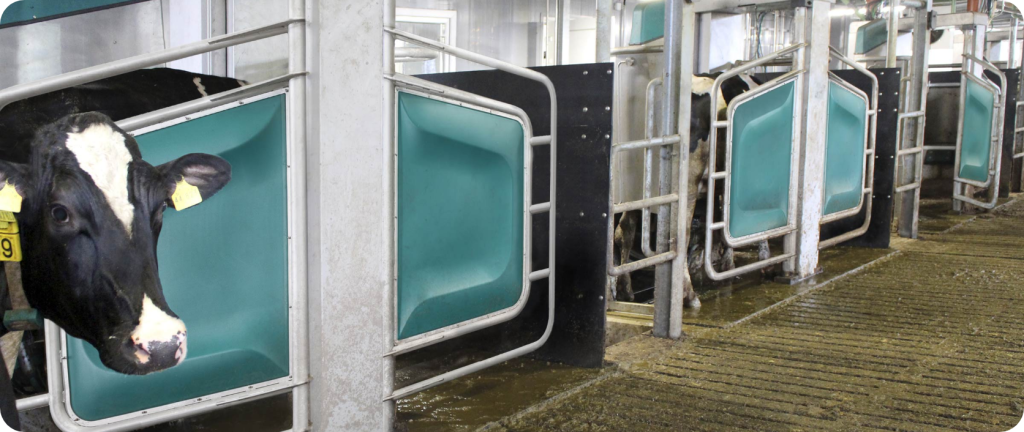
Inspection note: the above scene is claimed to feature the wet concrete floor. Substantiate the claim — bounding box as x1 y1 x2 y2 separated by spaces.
484 196 1024 431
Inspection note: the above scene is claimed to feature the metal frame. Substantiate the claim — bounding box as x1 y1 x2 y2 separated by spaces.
952 53 1007 209
0 6 309 432
819 47 879 250
892 3 931 239
385 79 534 354
55 93 300 429
381 26 557 402
703 43 806 281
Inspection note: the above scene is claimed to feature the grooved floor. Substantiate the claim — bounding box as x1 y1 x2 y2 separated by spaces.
493 200 1024 431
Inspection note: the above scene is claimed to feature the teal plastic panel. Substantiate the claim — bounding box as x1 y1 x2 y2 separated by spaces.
729 81 795 239
66 95 290 421
855 19 889 54
959 78 996 183
823 81 868 216
1 0 139 26
396 92 525 340
629 1 665 45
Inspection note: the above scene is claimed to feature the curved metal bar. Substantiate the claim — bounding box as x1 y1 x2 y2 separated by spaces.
642 78 663 258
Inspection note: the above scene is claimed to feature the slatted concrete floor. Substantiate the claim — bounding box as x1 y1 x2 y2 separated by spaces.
493 200 1024 431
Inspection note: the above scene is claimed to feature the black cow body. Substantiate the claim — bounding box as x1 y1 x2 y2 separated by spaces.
612 73 760 305
0 68 243 164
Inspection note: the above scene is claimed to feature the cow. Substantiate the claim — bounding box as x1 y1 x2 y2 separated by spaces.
612 72 762 307
0 68 244 376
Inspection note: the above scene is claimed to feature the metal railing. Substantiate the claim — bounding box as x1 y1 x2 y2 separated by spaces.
381 27 557 402
703 43 807 281
952 54 1007 209
0 6 311 432
819 47 879 250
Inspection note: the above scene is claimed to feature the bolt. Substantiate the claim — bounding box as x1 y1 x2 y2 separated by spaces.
584 70 589 75
580 212 585 217
582 134 587 139
605 106 611 111
605 134 611 139
583 107 589 112
607 69 613 74
602 213 608 217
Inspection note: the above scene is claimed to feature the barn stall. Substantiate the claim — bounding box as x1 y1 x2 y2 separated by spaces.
0 0 1022 431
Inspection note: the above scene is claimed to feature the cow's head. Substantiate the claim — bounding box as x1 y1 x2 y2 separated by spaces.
0 112 230 375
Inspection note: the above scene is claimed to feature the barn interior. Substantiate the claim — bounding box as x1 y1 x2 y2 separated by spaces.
1 0 1023 431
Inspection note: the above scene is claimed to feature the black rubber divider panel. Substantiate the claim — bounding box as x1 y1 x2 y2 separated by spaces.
998 69 1019 197
399 64 612 369
757 69 899 248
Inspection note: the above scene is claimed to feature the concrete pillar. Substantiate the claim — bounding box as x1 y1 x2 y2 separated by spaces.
306 0 388 430
597 0 612 62
791 0 832 278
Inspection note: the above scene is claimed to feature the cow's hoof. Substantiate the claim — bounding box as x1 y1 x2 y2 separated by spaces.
685 296 701 309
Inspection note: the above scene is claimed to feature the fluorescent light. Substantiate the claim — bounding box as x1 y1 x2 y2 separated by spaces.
830 8 857 16
857 7 868 14
880 5 907 13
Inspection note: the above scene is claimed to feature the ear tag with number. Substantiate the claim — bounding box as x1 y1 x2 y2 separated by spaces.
0 182 23 213
0 211 22 262
171 178 202 211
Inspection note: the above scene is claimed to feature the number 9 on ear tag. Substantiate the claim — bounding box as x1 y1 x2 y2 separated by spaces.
172 178 202 211
0 211 22 262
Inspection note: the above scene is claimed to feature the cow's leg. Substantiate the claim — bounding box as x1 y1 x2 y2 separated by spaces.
721 246 735 271
682 141 710 309
613 211 639 302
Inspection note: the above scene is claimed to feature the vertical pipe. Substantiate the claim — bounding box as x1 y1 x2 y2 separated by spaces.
887 0 901 67
898 5 930 238
670 2 695 340
1009 18 1018 69
784 7 807 275
288 0 309 430
653 0 681 339
597 0 612 62
556 0 571 65
382 0 397 430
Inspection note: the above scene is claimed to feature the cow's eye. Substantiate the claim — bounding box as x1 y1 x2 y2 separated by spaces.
51 205 70 224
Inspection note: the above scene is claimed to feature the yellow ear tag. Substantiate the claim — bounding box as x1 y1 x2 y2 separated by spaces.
0 211 22 262
0 182 23 213
171 178 202 211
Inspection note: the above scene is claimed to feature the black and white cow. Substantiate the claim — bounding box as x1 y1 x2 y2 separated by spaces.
613 72 761 306
0 68 242 376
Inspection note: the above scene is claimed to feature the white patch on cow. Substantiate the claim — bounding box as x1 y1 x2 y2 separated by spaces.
692 76 728 111
193 77 208 97
130 295 187 364
738 73 760 91
65 123 136 235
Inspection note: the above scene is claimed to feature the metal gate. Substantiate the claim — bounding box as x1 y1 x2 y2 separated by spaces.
953 54 1007 209
382 28 557 401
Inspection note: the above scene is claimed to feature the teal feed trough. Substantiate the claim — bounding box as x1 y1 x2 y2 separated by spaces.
728 81 796 240
823 81 868 216
65 94 291 421
396 91 526 341
959 78 996 184
629 1 665 45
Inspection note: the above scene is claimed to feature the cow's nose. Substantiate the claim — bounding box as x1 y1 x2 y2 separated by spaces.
134 332 187 368
130 295 188 368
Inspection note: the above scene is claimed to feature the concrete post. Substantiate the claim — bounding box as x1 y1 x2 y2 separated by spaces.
897 6 930 238
791 0 832 278
305 0 388 430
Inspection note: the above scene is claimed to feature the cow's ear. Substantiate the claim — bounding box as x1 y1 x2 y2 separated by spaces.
157 154 231 210
0 161 30 213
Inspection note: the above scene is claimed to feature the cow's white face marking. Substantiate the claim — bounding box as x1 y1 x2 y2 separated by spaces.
193 77 208 97
692 76 728 112
130 295 187 365
65 123 136 235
